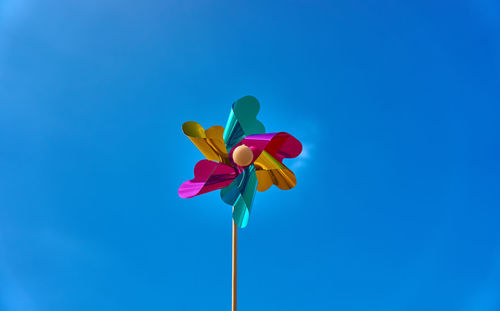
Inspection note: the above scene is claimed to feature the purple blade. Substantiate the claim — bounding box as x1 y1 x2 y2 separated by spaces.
178 160 238 198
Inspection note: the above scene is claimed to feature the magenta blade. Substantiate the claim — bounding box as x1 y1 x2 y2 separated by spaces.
231 132 302 163
178 160 238 198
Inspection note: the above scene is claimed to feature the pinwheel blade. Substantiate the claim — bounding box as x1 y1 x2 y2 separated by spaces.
220 165 258 228
254 151 296 191
223 96 265 152
232 132 302 191
179 160 238 198
182 121 229 164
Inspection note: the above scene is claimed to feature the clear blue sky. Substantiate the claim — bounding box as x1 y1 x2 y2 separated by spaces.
1 1 499 310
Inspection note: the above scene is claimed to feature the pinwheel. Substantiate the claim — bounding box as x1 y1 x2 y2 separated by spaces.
178 96 302 310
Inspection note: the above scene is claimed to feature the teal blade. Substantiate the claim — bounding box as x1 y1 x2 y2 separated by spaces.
220 165 258 228
223 96 265 152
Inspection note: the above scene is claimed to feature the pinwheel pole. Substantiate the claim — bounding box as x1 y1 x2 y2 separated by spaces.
232 219 237 311
178 96 302 311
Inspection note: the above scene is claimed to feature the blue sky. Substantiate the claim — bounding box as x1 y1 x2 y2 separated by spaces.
1 0 499 310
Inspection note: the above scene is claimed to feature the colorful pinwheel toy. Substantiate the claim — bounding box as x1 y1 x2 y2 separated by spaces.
178 96 302 310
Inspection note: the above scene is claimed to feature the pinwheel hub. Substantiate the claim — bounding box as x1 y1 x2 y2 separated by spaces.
232 145 253 167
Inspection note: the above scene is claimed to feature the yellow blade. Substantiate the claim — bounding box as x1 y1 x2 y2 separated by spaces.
253 150 297 191
182 121 229 164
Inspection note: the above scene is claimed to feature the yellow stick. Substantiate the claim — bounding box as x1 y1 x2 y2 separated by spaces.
232 219 237 311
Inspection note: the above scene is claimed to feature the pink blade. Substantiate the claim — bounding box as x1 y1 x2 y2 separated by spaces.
178 160 238 198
